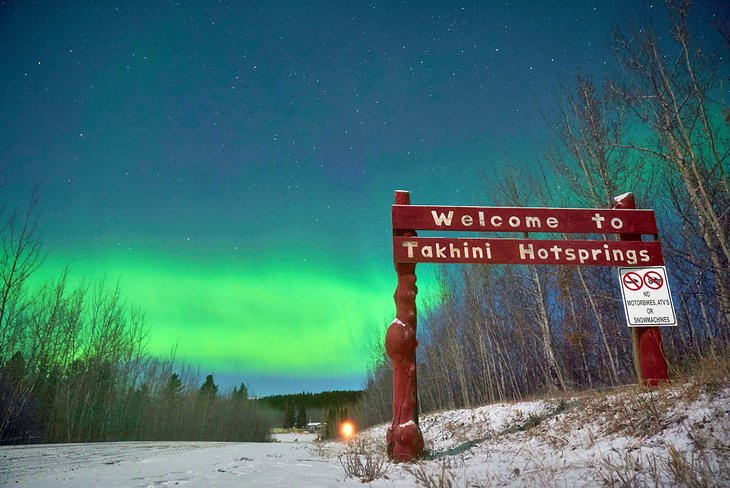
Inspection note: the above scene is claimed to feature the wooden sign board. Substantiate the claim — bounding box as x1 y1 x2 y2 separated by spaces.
393 237 664 267
393 205 658 235
392 203 662 267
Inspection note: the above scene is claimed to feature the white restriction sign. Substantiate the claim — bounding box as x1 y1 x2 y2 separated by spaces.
617 266 677 327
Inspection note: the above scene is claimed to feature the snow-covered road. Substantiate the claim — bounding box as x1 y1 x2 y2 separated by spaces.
1 433 358 487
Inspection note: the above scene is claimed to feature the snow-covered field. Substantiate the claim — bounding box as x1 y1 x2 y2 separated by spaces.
2 384 728 487
0 433 350 487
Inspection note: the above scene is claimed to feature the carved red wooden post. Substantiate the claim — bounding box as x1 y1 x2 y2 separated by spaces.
614 192 670 387
386 190 424 462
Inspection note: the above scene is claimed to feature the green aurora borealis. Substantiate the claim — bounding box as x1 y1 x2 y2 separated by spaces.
33 246 399 384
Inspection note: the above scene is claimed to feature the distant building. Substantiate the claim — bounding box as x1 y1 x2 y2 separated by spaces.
306 422 323 433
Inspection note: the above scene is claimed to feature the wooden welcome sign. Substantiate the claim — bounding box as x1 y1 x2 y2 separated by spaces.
385 190 670 462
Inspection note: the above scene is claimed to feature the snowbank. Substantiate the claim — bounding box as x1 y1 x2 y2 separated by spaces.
352 384 730 486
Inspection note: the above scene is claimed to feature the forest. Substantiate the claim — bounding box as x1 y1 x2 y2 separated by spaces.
0 251 275 443
358 3 730 427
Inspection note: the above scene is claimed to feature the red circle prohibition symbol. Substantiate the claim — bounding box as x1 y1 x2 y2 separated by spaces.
623 272 643 291
644 271 664 290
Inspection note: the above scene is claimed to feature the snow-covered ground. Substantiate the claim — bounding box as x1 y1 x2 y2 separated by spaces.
2 384 728 487
1 433 354 487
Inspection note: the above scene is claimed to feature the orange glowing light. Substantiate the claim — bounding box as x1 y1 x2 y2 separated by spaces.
340 420 356 439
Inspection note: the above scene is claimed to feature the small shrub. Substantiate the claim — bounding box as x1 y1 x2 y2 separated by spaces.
674 353 730 399
588 449 660 487
502 412 544 434
338 439 388 483
588 443 730 487
665 444 730 488
405 463 457 488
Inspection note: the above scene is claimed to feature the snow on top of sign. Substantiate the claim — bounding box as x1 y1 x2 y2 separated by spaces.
391 317 408 327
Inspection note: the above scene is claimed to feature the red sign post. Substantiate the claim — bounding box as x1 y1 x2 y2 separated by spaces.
386 190 425 462
614 192 670 387
387 190 670 461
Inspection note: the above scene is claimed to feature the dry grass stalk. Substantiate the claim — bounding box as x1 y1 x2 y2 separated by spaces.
405 463 457 488
338 438 389 483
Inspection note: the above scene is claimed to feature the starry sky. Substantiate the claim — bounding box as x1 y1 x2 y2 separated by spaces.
1 1 721 395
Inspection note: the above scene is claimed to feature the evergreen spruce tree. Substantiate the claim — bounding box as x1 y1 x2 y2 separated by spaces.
325 408 336 439
283 403 296 429
232 383 248 401
295 406 307 429
3 351 25 384
198 374 218 400
163 373 183 400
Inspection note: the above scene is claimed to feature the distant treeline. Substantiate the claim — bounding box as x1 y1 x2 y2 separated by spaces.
360 2 730 427
0 195 275 443
260 390 362 411
259 390 362 438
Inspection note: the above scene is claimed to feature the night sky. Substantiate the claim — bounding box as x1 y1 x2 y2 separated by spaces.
1 1 721 395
